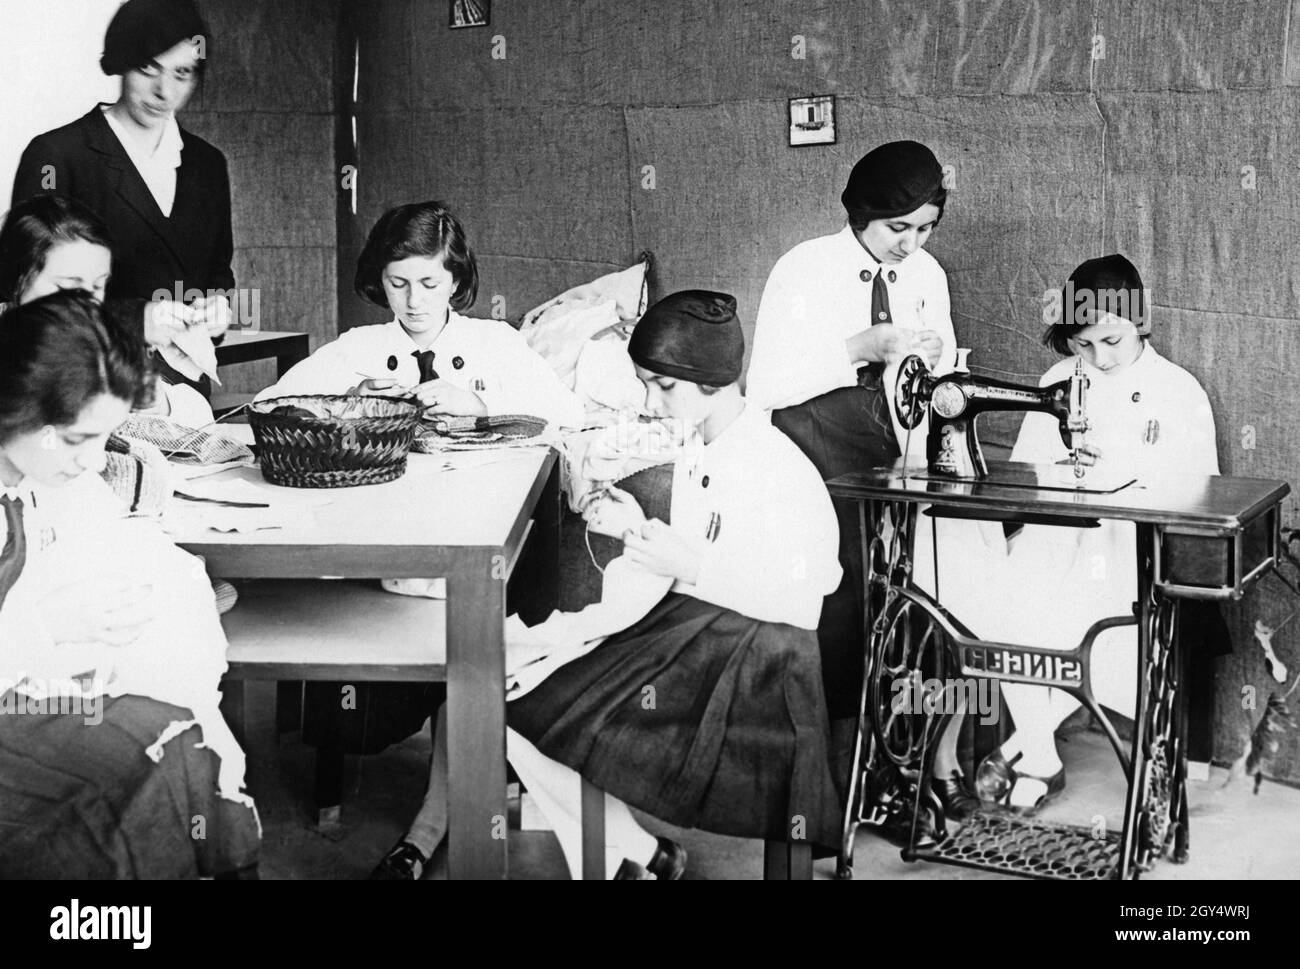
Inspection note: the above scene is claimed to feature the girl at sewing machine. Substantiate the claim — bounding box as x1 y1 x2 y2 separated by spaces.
256 200 583 428
0 291 258 878
0 194 214 428
960 254 1221 812
376 290 843 880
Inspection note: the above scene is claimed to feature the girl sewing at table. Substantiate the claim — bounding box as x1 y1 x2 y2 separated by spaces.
375 290 843 880
941 254 1222 813
256 199 583 428
0 193 214 428
254 200 582 867
0 291 258 878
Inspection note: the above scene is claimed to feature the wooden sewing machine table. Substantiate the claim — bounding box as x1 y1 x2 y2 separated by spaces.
826 460 1289 880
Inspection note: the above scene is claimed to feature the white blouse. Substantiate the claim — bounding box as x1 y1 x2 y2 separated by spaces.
257 313 585 429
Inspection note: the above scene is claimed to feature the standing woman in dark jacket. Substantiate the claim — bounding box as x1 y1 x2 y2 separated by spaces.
11 0 233 389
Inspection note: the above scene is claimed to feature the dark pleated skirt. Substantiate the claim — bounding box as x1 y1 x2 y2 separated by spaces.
772 382 900 719
0 694 259 879
508 593 842 848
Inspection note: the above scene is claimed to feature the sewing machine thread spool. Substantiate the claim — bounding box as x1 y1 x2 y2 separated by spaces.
954 347 972 372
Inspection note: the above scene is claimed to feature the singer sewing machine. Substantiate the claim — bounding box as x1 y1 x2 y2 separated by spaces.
825 350 1289 881
894 350 1091 481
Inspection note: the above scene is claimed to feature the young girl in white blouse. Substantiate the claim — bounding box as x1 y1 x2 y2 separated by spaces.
963 255 1220 812
0 291 256 878
261 202 583 857
375 291 843 880
257 200 583 429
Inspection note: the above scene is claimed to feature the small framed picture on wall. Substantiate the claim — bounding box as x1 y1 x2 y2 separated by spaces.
788 95 836 147
450 0 490 28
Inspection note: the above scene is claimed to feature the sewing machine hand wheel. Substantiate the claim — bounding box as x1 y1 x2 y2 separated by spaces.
894 354 929 430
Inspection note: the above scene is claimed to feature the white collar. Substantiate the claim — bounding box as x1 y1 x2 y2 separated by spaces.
385 312 460 352
101 104 184 170
833 224 919 280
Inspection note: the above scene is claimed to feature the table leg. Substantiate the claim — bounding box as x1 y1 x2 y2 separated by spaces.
763 841 813 880
581 779 605 880
446 553 508 880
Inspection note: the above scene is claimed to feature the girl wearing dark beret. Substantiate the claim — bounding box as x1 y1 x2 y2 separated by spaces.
950 255 1223 813
748 140 956 731
376 291 844 879
12 0 234 395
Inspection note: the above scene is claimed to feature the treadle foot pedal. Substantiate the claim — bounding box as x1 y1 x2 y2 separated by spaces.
909 811 1120 880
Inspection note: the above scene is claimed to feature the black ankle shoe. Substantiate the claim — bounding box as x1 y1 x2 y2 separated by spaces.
646 837 687 880
879 805 937 848
614 838 688 880
934 771 981 822
369 840 431 880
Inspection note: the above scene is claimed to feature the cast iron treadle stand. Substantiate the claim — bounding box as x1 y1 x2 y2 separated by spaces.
829 468 1286 881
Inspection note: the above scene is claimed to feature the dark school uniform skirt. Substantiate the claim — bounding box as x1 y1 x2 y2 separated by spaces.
0 693 260 879
771 380 900 720
507 592 842 848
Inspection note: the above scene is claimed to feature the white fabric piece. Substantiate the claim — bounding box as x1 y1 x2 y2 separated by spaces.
159 325 220 385
748 224 957 463
382 577 447 600
0 471 247 797
506 556 674 698
572 331 646 417
520 260 649 331
520 297 620 388
158 380 215 429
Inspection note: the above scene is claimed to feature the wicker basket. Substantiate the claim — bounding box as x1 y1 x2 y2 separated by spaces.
249 395 421 488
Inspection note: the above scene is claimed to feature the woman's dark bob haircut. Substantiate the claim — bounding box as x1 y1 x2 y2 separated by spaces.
354 201 478 313
0 194 114 305
1042 253 1150 356
0 290 149 443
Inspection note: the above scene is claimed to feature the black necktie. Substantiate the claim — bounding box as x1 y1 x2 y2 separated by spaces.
413 350 439 383
0 495 27 610
859 268 893 388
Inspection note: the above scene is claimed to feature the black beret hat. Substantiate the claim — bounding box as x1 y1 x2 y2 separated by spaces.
629 290 744 387
841 140 945 225
101 0 209 76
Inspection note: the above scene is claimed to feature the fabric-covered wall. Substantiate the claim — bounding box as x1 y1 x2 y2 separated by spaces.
343 0 1300 780
183 0 340 393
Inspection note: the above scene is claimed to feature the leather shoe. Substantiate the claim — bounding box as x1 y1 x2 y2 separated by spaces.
934 770 981 822
369 840 431 880
646 837 687 880
613 837 687 880
879 804 937 848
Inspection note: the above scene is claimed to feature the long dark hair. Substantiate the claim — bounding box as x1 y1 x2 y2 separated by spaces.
0 291 149 443
0 194 114 305
354 201 479 312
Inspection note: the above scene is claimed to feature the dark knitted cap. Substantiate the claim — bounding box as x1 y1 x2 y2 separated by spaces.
101 0 209 76
629 290 744 387
842 140 945 224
